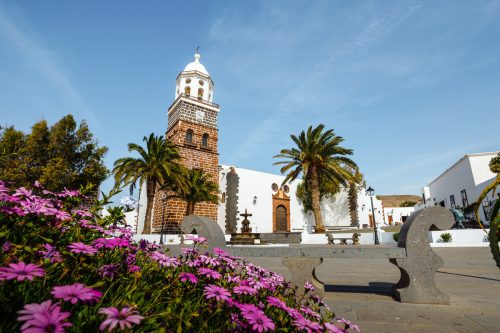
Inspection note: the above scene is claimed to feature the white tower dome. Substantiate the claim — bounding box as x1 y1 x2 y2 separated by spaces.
175 51 214 103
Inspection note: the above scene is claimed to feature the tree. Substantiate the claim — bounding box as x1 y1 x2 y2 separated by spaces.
113 134 183 234
0 115 108 192
296 167 362 227
167 168 219 216
348 171 365 227
296 173 343 213
274 124 358 233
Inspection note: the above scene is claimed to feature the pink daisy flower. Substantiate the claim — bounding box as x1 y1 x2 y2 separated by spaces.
197 267 222 279
338 318 360 332
179 272 198 284
17 300 72 333
245 311 275 333
325 322 348 333
292 316 322 333
98 307 143 331
151 252 180 267
0 262 45 281
203 284 231 302
233 285 257 295
266 296 287 309
185 235 207 244
304 281 315 291
68 242 98 255
238 303 263 319
213 247 230 257
51 283 102 304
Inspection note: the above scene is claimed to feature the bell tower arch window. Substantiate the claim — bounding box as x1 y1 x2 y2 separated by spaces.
198 88 204 100
184 86 191 96
185 129 194 144
201 133 209 147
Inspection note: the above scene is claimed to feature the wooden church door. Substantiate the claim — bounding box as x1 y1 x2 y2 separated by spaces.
275 205 288 232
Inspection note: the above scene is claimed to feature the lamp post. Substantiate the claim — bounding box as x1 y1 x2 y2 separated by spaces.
366 186 379 245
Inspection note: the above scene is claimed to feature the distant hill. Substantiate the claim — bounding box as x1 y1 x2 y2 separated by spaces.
376 195 422 208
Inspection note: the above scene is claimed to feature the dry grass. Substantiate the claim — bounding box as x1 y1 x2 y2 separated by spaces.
376 194 422 207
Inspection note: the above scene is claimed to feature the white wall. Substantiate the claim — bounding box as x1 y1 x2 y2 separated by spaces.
383 207 415 224
419 153 498 221
135 182 148 234
470 154 497 185
218 166 310 234
356 190 384 228
218 166 371 234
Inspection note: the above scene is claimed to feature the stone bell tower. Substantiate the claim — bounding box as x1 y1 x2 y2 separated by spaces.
152 52 220 233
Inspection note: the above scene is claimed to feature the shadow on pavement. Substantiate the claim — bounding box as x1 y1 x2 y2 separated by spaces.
325 282 395 297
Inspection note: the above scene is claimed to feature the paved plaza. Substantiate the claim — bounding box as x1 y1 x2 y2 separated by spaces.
247 247 500 333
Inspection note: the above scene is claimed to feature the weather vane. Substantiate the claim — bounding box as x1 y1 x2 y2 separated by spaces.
196 46 200 54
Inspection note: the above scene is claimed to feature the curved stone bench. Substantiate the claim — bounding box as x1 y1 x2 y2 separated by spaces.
177 207 454 304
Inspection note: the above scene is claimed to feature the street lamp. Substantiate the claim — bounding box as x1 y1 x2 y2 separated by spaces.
366 186 379 245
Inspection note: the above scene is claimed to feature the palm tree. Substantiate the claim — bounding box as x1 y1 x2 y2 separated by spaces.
274 125 358 233
348 171 365 227
168 168 219 216
113 133 183 234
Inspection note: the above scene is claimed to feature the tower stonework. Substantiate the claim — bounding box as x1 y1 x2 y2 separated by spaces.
152 53 220 233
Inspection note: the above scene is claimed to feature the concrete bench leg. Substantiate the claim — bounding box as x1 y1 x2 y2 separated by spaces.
390 256 449 304
388 207 455 305
282 257 324 297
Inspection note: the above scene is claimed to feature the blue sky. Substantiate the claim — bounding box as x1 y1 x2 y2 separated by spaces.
1 0 499 196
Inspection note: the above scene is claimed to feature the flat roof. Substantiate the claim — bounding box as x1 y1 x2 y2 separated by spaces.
427 151 499 186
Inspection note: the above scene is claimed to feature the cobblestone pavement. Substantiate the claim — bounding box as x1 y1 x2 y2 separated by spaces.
246 247 500 333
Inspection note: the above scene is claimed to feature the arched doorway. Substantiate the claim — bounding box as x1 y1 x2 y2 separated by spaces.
275 205 288 232
272 186 290 232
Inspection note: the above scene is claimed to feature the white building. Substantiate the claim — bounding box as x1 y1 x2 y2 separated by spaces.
217 165 396 235
415 152 499 222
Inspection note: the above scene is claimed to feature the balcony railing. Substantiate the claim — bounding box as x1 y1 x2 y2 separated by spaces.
176 93 219 108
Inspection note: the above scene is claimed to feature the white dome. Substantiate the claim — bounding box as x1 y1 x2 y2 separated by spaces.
183 53 209 76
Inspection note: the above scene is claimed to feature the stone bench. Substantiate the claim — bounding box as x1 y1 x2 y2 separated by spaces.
174 207 454 305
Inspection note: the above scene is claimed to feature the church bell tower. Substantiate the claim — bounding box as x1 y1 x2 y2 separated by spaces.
152 51 220 233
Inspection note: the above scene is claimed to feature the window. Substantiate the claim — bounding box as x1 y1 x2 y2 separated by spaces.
185 129 193 144
221 193 225 203
199 80 204 86
185 78 191 84
198 88 204 99
461 189 468 207
201 133 209 147
184 86 191 96
450 195 456 209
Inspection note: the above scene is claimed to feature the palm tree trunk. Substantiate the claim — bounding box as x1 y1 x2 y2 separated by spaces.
142 181 156 234
308 168 325 233
186 202 194 216
348 182 358 227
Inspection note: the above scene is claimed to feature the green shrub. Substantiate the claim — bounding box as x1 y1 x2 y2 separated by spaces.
440 232 452 243
393 232 400 242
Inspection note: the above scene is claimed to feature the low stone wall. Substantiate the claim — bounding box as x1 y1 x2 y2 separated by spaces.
260 232 301 244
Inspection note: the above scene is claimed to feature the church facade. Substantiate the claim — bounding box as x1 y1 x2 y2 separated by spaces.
137 52 411 235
